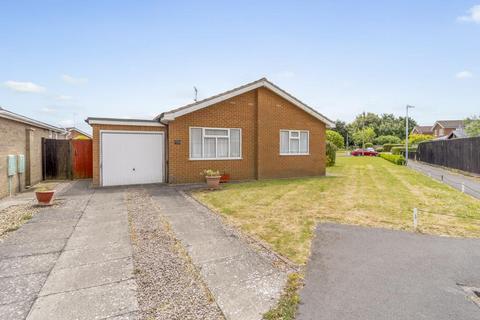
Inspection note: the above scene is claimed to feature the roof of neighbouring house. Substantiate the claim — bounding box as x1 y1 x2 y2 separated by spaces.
432 120 465 129
0 106 66 133
65 127 92 139
411 125 433 134
446 128 468 139
85 117 164 127
156 78 335 127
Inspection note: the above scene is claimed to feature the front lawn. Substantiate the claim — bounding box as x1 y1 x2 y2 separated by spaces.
193 156 480 264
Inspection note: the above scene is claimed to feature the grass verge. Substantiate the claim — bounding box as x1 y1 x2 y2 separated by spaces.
263 273 303 320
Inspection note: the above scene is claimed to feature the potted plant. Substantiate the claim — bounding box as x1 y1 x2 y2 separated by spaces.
35 186 55 205
201 169 221 190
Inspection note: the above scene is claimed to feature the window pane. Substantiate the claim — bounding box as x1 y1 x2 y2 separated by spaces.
290 131 299 138
290 139 300 153
300 132 308 153
217 138 229 157
204 137 216 158
230 129 241 157
205 129 228 136
190 128 202 158
280 131 289 153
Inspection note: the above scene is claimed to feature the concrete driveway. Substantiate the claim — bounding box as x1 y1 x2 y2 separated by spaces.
298 224 480 320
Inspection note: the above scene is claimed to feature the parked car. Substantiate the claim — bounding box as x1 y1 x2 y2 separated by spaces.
350 148 379 156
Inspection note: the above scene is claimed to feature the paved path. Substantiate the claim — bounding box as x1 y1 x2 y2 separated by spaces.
148 186 288 320
298 223 480 320
408 161 480 199
0 181 138 320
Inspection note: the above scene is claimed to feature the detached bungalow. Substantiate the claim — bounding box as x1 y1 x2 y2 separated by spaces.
86 78 334 187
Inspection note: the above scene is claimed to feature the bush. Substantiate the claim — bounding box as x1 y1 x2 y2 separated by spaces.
326 141 337 167
374 135 401 145
391 146 417 155
364 142 373 148
375 147 384 152
379 153 406 165
408 134 433 145
383 143 404 152
326 130 345 149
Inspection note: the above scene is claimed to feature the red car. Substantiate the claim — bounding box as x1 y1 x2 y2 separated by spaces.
350 148 378 156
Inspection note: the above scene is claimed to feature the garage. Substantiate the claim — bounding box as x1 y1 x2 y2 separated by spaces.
100 131 164 186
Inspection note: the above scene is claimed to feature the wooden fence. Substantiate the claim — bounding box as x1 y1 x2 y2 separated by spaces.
416 137 480 174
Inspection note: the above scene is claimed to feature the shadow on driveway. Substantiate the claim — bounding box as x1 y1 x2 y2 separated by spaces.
298 223 480 320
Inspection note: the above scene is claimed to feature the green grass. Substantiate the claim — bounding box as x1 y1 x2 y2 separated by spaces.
194 156 480 264
263 273 303 320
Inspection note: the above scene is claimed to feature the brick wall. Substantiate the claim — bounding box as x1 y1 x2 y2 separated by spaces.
0 118 52 198
90 124 166 187
167 88 326 183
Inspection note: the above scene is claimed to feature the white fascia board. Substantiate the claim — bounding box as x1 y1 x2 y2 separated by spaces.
162 80 335 127
87 119 164 127
0 111 66 133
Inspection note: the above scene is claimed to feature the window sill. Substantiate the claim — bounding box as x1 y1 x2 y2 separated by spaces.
279 153 310 156
189 157 243 161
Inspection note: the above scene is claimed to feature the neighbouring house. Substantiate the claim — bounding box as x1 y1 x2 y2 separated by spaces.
411 125 433 135
86 78 334 187
65 127 92 140
431 120 465 138
0 107 66 198
434 127 468 140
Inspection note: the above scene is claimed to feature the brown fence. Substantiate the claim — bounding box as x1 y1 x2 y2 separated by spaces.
416 137 480 174
42 138 93 180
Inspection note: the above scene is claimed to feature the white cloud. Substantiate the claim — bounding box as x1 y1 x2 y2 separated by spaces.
3 80 46 93
41 107 56 113
55 95 73 101
59 119 74 127
61 74 88 85
457 5 480 23
455 70 473 79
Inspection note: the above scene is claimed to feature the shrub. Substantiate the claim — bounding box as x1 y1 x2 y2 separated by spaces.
374 135 401 145
409 134 433 145
326 141 337 167
364 142 373 148
375 147 384 152
326 130 345 149
379 153 406 165
383 143 404 152
391 146 417 155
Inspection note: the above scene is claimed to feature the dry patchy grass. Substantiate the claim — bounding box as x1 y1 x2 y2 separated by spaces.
193 157 480 264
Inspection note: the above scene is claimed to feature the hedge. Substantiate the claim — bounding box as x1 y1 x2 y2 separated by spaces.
383 143 404 152
364 142 373 148
326 141 337 166
391 146 417 155
379 153 406 165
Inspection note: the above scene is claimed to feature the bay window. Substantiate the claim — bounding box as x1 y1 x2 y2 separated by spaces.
190 127 242 160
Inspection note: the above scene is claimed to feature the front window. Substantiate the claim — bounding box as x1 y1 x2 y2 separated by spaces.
280 130 309 155
190 127 242 160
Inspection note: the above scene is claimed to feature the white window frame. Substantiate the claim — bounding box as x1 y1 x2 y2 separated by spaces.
280 129 310 156
189 127 242 160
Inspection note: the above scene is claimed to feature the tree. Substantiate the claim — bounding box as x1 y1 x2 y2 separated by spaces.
352 127 376 146
408 134 433 145
349 112 417 140
465 116 480 137
332 120 349 145
374 135 401 145
326 130 345 149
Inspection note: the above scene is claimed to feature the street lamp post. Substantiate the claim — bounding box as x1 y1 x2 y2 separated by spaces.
405 105 415 164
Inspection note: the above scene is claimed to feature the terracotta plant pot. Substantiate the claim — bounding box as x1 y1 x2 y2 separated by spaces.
35 190 55 205
205 176 221 190
220 173 230 183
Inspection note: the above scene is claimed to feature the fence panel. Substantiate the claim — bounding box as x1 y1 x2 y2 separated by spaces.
71 139 93 179
42 138 71 180
416 137 480 174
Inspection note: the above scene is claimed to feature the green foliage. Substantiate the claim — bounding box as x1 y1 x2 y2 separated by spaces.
364 142 373 148
465 116 480 137
263 273 303 320
374 135 401 145
326 141 337 167
375 147 384 152
349 113 417 140
352 127 376 146
326 130 345 149
383 143 404 152
391 146 417 155
408 134 433 145
332 120 350 146
200 169 220 177
379 153 406 165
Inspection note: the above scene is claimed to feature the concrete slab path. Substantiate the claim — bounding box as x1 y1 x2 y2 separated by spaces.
148 186 289 320
0 181 139 320
298 223 480 320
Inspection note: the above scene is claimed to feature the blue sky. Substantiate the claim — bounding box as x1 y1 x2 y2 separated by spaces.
1 1 479 133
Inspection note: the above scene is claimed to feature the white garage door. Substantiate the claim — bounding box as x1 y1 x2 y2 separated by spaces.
101 131 164 186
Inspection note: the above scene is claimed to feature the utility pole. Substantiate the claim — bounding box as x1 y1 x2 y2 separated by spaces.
362 111 365 156
194 86 198 102
346 131 349 156
405 105 415 164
